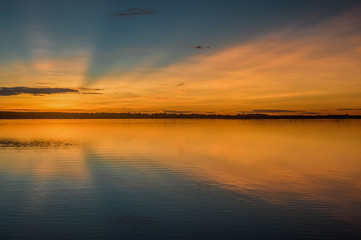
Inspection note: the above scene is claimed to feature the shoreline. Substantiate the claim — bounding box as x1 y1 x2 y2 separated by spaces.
0 112 360 119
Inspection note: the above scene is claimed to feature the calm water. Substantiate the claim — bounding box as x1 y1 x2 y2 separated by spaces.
0 119 361 240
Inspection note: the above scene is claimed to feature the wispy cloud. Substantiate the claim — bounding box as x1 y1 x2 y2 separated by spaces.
81 92 102 95
162 110 195 114
78 87 103 91
187 45 211 50
78 87 103 95
250 110 320 114
113 8 158 17
251 109 297 113
0 87 78 96
337 108 361 111
0 87 104 96
85 6 361 113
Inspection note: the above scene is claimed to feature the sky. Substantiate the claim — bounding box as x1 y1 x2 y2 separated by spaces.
1 0 361 114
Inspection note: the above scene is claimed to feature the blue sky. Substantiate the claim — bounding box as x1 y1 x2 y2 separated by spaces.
2 0 359 72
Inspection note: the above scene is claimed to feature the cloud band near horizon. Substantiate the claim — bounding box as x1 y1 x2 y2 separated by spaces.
0 87 79 96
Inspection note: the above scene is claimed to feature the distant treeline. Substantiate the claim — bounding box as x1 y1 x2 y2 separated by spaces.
0 111 360 119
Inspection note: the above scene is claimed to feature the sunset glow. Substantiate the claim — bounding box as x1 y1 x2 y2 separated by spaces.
1 1 361 114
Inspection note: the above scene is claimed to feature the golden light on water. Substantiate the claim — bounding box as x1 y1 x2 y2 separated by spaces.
1 120 360 225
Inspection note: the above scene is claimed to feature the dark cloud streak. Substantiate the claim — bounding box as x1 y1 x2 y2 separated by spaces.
0 87 78 96
113 8 158 17
81 92 102 95
187 45 211 50
245 109 320 114
252 109 298 113
162 110 195 114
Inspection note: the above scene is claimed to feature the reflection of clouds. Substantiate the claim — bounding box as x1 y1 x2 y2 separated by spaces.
0 138 78 148
1 120 361 227
0 148 90 182
0 122 88 181
83 119 361 225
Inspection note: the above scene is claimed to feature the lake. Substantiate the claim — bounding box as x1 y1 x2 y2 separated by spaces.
0 119 360 239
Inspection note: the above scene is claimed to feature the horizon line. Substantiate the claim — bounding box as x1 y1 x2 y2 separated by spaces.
0 111 360 119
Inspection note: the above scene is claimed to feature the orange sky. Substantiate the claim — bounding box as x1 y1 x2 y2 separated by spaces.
1 3 360 114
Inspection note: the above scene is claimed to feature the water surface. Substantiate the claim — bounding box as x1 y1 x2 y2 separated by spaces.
0 119 361 239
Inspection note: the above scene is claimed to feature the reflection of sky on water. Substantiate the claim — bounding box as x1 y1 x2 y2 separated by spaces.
0 120 361 239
